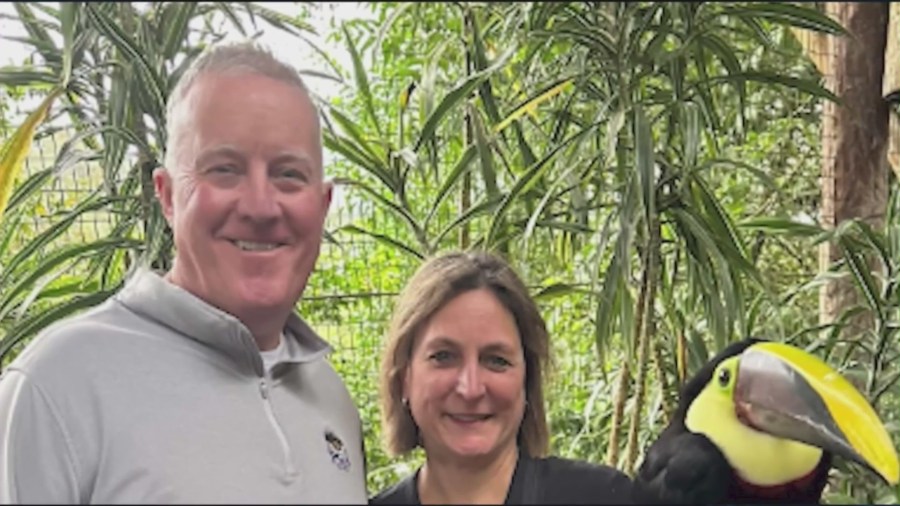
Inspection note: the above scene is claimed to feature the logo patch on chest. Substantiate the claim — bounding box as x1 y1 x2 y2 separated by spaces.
325 430 351 471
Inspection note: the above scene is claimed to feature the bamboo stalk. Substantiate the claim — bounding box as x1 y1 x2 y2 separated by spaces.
625 215 661 473
606 240 649 468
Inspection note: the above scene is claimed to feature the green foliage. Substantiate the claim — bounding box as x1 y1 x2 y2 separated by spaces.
0 2 318 362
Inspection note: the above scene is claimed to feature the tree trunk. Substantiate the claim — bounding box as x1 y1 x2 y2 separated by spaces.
819 3 890 339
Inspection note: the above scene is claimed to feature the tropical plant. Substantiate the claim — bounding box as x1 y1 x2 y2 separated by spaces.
0 2 318 364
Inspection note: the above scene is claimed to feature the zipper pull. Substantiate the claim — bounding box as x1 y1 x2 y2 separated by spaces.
259 378 269 400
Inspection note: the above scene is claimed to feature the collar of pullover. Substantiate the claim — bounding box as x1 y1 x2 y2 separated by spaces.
113 268 332 377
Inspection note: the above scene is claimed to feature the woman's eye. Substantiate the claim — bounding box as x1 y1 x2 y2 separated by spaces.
485 355 512 370
428 350 454 364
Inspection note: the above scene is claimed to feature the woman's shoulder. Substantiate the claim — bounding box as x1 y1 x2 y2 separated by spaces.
529 455 633 504
370 472 419 505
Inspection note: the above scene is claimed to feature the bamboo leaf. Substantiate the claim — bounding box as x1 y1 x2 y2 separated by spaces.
215 2 247 36
414 46 515 152
0 68 59 87
838 235 884 319
698 71 839 104
338 178 422 240
336 224 423 260
342 24 382 139
161 3 197 59
433 195 504 248
0 238 141 320
59 2 79 87
0 195 123 290
495 78 575 134
83 3 167 121
635 104 655 229
738 217 824 237
484 125 594 247
0 87 63 225
718 3 847 36
470 105 499 198
425 144 478 228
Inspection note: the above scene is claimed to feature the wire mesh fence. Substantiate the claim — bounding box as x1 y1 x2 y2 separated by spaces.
10 126 613 490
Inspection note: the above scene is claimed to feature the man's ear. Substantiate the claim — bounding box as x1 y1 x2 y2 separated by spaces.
153 167 174 223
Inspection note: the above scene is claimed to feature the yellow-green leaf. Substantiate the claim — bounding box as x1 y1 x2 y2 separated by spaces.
0 87 63 225
494 78 574 134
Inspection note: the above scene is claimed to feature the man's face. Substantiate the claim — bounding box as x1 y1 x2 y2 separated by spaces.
154 72 332 326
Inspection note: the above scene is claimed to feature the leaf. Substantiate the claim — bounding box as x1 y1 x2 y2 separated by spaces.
342 23 382 140
483 124 594 248
433 195 504 248
161 3 197 59
0 237 140 321
0 87 63 225
634 104 655 229
336 224 423 260
470 105 499 198
698 71 839 104
424 144 478 228
494 78 575 134
414 46 515 152
738 217 824 237
83 3 167 121
718 3 847 36
60 2 79 87
0 195 123 291
0 68 59 87
338 178 422 241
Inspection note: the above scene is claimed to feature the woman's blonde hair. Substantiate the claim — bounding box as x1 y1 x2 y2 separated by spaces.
379 250 551 458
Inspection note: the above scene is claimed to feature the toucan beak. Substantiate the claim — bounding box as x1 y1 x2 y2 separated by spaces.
733 341 899 485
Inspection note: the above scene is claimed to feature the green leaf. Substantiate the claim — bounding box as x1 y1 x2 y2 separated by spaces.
470 105 499 198
425 144 478 228
738 217 824 237
634 104 655 229
336 224 423 260
718 3 847 36
698 71 839 104
59 2 79 87
342 23 382 140
161 3 197 59
414 46 515 152
83 3 167 121
838 235 884 319
0 237 140 321
483 124 594 248
0 87 64 225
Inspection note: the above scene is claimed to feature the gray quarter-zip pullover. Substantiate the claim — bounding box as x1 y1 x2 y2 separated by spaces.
0 269 368 504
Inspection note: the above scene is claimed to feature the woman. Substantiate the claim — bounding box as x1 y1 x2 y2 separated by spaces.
372 250 632 504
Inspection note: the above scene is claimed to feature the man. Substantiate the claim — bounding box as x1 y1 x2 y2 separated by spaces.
0 42 368 504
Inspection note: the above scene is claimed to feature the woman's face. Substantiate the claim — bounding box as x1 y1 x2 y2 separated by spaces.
403 288 527 464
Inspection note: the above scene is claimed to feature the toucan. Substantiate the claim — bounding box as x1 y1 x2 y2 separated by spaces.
632 338 899 504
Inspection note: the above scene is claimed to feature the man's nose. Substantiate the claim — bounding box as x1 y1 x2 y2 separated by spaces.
455 361 487 400
237 165 280 221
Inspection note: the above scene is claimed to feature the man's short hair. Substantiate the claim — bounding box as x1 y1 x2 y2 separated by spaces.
163 41 316 171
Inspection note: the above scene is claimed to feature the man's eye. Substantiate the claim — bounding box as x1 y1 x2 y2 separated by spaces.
278 168 308 181
210 165 238 174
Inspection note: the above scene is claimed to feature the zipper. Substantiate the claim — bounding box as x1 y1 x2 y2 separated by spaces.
259 375 297 478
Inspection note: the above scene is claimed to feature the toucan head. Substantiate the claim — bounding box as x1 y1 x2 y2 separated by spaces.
683 339 899 487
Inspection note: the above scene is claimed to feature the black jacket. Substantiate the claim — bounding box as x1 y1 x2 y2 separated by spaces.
370 452 633 504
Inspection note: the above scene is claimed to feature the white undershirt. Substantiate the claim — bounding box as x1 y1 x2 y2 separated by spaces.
259 334 288 377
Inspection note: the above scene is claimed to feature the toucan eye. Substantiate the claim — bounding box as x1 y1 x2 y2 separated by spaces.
717 367 731 387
